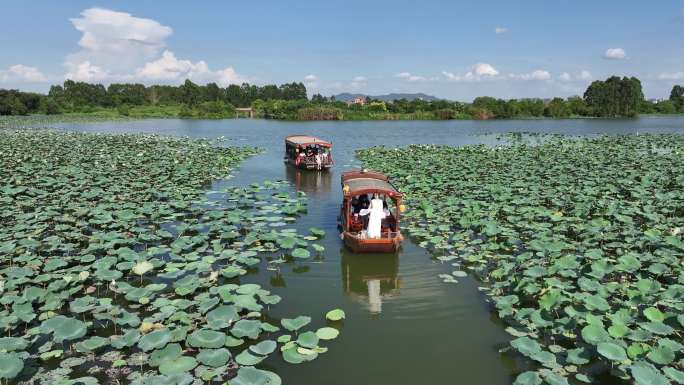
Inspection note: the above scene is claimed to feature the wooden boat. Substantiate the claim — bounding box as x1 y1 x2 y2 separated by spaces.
339 170 404 253
284 135 333 170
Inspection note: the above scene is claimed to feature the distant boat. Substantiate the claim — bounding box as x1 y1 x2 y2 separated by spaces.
284 135 333 170
339 170 404 253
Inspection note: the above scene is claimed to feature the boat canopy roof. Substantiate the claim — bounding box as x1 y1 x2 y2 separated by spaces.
342 170 401 196
285 135 332 148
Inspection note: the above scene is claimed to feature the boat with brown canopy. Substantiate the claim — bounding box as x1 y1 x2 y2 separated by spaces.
339 170 404 253
284 135 333 170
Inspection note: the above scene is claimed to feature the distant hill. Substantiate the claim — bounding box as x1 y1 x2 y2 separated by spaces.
331 92 439 102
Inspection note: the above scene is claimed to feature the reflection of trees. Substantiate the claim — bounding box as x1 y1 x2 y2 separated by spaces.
341 250 401 314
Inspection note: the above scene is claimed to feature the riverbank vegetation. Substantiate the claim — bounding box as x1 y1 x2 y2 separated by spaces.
357 135 684 385
0 129 341 384
1 77 683 120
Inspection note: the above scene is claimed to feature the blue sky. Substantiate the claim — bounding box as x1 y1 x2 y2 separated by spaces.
1 0 683 100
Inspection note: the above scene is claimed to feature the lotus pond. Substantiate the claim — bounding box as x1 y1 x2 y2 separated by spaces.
357 134 684 385
0 129 347 384
4 116 684 385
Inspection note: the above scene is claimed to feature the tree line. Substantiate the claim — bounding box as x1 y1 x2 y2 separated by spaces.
1 76 683 119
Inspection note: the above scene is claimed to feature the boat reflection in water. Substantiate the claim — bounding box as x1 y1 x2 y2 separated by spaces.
284 165 332 193
341 249 401 314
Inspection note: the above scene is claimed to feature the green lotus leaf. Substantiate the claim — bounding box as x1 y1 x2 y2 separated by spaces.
646 345 675 365
0 353 23 379
74 336 109 353
315 327 339 340
511 337 541 357
565 348 591 365
187 329 226 348
608 323 631 338
541 372 569 385
207 305 239 329
231 319 261 340
513 371 542 385
197 348 231 367
249 340 277 356
597 342 627 362
111 329 141 349
235 349 265 366
281 316 311 332
309 227 325 237
325 309 345 321
663 367 684 384
149 343 182 367
138 329 171 352
291 248 310 259
630 362 669 385
581 324 609 345
296 331 319 349
42 315 87 343
640 322 674 335
230 367 282 385
643 307 665 323
158 356 197 376
0 337 28 352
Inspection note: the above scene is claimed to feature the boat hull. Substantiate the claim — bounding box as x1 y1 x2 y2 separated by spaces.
342 232 403 253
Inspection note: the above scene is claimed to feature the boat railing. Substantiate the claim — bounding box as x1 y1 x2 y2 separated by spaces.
347 231 401 240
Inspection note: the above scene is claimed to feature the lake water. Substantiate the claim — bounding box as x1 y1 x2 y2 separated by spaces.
54 117 684 385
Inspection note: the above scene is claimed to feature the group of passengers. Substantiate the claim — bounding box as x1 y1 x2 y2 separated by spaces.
351 193 392 238
296 145 330 170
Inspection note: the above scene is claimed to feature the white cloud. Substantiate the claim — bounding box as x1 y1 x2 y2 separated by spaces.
64 7 245 85
443 63 500 82
559 72 572 82
473 63 499 77
603 48 626 60
559 70 592 82
350 76 368 88
134 50 242 86
658 72 684 80
495 26 507 34
396 72 426 82
510 69 551 81
303 74 318 88
0 64 48 83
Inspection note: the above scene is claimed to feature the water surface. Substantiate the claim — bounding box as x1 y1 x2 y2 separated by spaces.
54 117 684 385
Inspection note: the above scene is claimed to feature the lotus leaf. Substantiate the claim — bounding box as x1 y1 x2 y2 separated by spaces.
231 319 262 339
187 329 226 348
325 309 345 321
597 342 627 362
514 371 542 385
0 352 23 379
158 356 198 376
281 316 311 332
296 331 319 349
138 329 171 352
230 367 281 385
315 327 339 340
0 337 28 352
207 305 239 329
249 340 277 356
235 349 265 366
197 348 231 367
291 248 310 259
42 316 87 343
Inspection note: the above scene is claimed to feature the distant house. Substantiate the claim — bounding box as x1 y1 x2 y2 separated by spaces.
348 96 366 106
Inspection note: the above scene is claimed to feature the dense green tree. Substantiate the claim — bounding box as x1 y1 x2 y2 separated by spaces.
670 85 684 111
584 76 643 118
545 97 571 118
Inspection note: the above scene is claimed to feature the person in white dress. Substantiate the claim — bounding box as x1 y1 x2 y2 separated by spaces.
366 194 386 238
